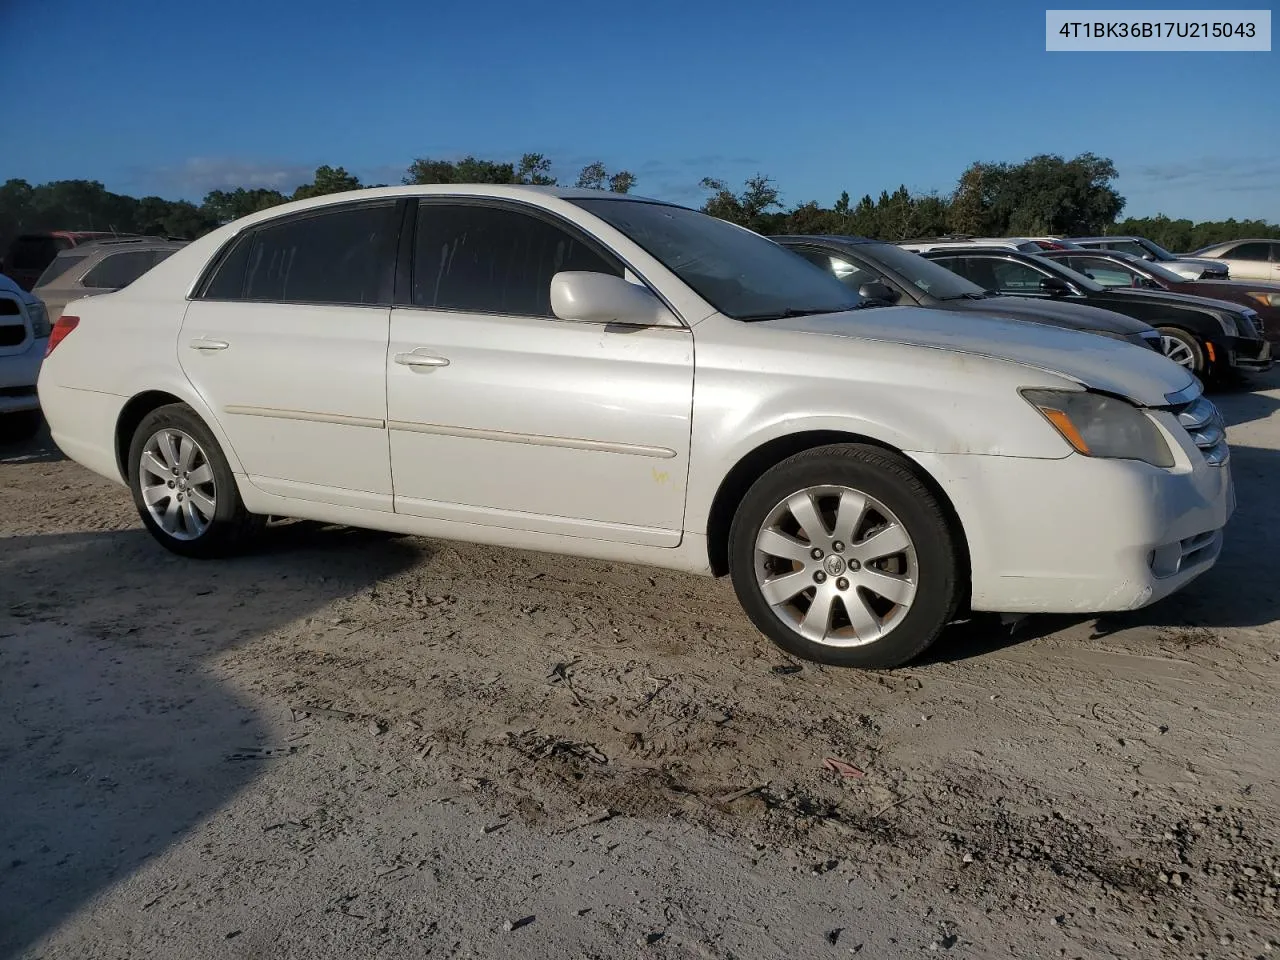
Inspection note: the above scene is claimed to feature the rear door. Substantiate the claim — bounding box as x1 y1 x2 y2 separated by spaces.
180 200 401 511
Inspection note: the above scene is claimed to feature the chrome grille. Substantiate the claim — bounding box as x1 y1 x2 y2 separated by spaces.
1168 394 1229 465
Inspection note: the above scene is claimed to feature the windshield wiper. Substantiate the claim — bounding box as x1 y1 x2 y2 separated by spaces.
939 292 991 301
738 306 857 322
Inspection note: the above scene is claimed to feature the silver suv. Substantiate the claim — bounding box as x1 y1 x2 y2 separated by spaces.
34 237 188 320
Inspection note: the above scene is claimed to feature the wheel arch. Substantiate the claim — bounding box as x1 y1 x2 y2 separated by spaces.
114 384 244 480
704 430 971 600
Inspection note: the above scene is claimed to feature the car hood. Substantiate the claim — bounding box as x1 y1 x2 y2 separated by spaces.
769 306 1193 407
1106 286 1244 315
946 295 1153 335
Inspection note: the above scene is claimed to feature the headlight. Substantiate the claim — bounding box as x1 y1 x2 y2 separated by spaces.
1022 389 1174 468
27 301 50 339
1247 292 1280 309
1210 313 1235 336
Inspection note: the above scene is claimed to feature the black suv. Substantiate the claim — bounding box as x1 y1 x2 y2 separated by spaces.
919 247 1271 380
773 235 1161 352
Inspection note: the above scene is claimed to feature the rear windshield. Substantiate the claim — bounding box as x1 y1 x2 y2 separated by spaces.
36 254 89 287
6 236 59 270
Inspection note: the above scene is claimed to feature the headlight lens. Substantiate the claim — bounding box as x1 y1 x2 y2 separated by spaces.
1247 292 1280 309
1022 389 1174 468
27 301 50 339
1211 312 1236 336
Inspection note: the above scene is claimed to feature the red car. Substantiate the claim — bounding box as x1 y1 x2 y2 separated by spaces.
1041 248 1280 345
1 231 128 290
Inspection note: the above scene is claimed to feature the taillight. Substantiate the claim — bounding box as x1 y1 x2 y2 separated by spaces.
45 315 79 356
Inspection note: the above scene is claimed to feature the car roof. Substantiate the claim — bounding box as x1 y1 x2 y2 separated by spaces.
53 237 188 256
772 234 880 246
1070 236 1139 243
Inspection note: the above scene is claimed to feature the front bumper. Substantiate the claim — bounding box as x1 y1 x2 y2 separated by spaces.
1224 335 1273 372
912 430 1234 614
0 340 45 413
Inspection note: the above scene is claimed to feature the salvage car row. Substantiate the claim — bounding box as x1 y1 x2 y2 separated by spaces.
30 185 1251 671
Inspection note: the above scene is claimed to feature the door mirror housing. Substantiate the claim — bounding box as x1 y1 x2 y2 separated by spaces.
550 272 680 327
857 280 899 303
1038 276 1072 297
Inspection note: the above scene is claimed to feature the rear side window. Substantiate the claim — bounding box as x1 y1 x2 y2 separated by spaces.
80 250 163 289
241 203 398 304
36 254 89 287
411 203 622 316
1226 242 1271 262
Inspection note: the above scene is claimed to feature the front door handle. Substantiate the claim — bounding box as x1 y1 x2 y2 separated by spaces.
189 337 229 351
188 337 229 353
394 351 450 368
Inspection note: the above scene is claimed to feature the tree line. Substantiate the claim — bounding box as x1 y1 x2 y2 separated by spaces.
2 152 1275 256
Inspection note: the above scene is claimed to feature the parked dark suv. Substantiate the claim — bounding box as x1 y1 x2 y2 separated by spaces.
1 231 128 290
921 247 1271 380
773 235 1162 352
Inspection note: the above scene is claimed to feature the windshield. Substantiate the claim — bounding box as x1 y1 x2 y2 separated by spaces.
1136 238 1180 261
1128 256 1186 285
853 242 987 299
569 198 860 320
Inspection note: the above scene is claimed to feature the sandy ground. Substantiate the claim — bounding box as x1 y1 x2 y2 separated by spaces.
3 374 1280 960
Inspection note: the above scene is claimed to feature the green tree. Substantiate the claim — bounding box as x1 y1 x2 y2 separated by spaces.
293 165 362 200
515 153 556 185
575 161 637 193
201 187 289 223
700 174 781 232
404 155 517 184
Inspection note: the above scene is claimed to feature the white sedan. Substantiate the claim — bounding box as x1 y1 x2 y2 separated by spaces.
37 186 1234 668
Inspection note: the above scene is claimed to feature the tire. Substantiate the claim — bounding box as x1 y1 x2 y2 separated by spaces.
127 403 263 558
728 443 961 669
0 409 41 444
1157 326 1209 379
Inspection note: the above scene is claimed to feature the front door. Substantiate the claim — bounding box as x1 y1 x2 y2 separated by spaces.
386 200 694 547
180 200 400 511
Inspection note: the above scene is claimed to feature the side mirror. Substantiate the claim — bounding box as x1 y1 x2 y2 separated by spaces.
550 272 679 327
857 281 899 303
1038 276 1072 297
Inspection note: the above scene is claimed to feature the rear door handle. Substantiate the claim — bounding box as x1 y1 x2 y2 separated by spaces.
189 337 229 351
394 351 450 368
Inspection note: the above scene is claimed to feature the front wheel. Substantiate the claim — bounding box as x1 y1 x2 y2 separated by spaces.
728 444 962 669
1157 326 1210 379
127 403 263 558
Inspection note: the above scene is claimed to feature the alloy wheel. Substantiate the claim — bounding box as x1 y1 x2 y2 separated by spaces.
753 485 917 647
1160 335 1196 369
138 428 217 540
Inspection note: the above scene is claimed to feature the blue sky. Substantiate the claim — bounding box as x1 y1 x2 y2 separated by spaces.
1 0 1276 221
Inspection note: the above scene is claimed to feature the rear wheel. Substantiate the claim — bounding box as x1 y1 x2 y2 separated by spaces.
127 404 262 557
1157 326 1209 379
728 443 961 669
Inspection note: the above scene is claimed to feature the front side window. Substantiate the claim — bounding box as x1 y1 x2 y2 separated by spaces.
989 258 1051 294
795 249 881 289
412 203 621 316
1226 241 1271 262
81 250 162 289
234 203 397 304
570 197 859 321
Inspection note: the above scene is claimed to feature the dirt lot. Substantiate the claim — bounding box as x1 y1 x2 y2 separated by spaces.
3 374 1280 960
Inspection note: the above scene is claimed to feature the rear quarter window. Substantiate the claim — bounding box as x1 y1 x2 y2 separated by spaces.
80 250 167 289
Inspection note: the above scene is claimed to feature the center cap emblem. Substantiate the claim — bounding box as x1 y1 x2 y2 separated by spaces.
824 555 847 576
